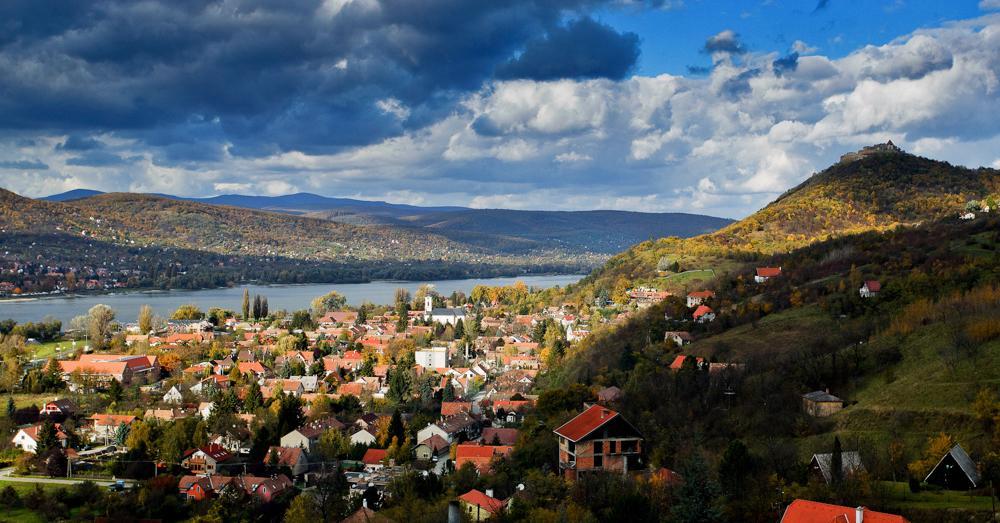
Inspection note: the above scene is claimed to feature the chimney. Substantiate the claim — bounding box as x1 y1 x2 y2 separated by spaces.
363 498 368 509
601 409 610 419
856 506 864 523
485 489 494 499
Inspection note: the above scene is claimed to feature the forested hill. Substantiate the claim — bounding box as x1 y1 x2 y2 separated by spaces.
41 190 733 255
574 147 1000 298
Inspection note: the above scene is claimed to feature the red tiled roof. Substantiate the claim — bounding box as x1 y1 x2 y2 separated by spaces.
669 355 704 370
687 290 715 299
362 448 387 465
441 401 472 417
693 305 713 319
780 500 909 523
864 280 881 292
756 267 782 278
459 489 504 515
553 404 619 442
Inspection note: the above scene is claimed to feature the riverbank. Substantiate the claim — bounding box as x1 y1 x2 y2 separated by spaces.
0 274 584 325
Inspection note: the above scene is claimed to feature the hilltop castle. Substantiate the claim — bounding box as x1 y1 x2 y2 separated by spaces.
839 140 903 164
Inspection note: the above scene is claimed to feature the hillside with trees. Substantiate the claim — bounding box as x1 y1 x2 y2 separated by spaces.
574 147 1000 299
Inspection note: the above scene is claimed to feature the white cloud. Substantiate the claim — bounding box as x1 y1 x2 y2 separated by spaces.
792 40 818 54
5 14 1000 220
981 0 1000 11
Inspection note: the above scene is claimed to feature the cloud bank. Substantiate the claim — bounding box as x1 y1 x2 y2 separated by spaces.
0 2 999 219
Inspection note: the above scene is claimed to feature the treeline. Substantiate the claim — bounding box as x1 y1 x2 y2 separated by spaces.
0 318 61 341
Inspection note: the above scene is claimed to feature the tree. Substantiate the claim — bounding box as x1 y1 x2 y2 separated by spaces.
388 409 405 444
107 378 123 403
242 288 251 320
831 436 844 486
261 297 269 318
36 419 60 455
138 305 154 335
443 380 456 402
5 396 14 418
394 288 411 309
171 304 204 321
87 304 115 350
311 291 347 318
671 454 723 523
244 381 264 412
253 295 262 321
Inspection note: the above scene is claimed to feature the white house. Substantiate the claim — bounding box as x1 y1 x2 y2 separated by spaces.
12 423 68 453
163 385 184 404
416 423 451 445
415 346 449 369
424 296 466 326
664 331 694 347
859 280 881 298
350 428 377 447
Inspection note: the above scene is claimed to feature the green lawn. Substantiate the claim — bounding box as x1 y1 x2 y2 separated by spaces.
0 507 45 523
26 340 77 360
8 393 62 409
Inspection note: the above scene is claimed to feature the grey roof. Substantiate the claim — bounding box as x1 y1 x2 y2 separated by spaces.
810 451 865 483
430 307 465 317
926 444 980 487
802 390 843 403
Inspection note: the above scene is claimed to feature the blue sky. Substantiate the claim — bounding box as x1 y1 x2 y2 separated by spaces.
1 0 999 218
600 1 984 75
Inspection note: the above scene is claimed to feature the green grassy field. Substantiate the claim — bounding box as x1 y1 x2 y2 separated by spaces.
26 340 77 360
867 481 995 511
8 393 63 409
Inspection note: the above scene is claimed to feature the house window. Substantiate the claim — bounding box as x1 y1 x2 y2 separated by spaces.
594 441 603 455
567 441 575 453
609 441 617 454
622 440 636 453
594 455 603 468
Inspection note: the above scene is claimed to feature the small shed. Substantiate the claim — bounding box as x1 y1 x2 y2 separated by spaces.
925 444 980 490
802 390 844 417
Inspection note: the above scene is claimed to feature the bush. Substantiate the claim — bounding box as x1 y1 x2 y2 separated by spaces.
0 485 20 508
907 476 921 493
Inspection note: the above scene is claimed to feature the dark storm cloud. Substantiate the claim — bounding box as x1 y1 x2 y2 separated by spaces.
0 0 629 158
772 52 799 76
0 159 48 170
703 30 747 55
495 17 640 81
56 135 103 151
65 151 136 167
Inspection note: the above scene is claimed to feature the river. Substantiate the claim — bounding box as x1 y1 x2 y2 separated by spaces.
0 274 584 326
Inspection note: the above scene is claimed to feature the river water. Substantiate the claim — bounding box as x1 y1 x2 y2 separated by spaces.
0 274 583 326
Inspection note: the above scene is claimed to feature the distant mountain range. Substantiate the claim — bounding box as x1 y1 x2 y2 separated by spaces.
39 189 733 255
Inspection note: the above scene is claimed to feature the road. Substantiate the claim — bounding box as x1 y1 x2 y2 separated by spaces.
0 466 135 488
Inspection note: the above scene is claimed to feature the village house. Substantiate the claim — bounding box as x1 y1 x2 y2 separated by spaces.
85 413 138 441
664 331 694 347
458 489 507 522
859 280 881 298
809 451 865 484
362 448 388 472
163 385 184 404
628 287 671 308
802 390 844 417
554 404 643 480
596 386 623 404
455 442 514 474
925 444 981 490
686 290 715 308
754 267 782 283
182 443 234 474
280 416 345 453
480 427 519 446
265 446 309 476
692 305 715 323
39 398 77 418
414 434 450 461
12 423 69 453
780 499 908 523
350 427 378 447
415 346 449 368
178 474 293 503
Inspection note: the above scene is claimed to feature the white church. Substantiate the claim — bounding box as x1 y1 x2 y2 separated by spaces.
424 296 466 326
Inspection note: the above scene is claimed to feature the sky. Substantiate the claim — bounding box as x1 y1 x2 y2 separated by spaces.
1 0 999 219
